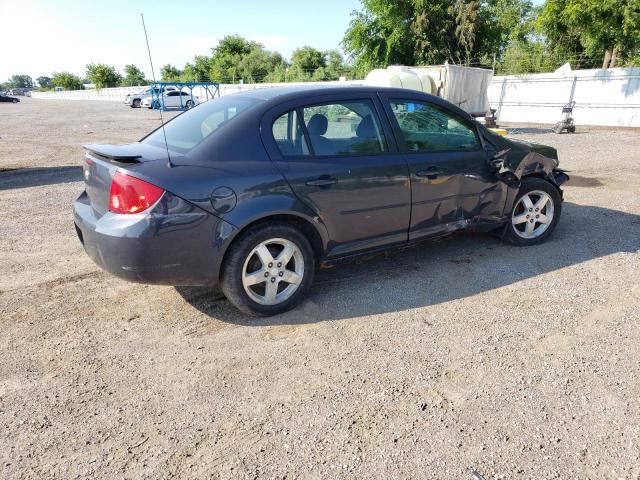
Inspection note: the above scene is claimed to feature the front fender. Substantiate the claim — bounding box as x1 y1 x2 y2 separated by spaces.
490 149 568 188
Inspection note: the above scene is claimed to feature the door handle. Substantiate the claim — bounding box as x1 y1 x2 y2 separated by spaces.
306 176 338 187
415 167 443 180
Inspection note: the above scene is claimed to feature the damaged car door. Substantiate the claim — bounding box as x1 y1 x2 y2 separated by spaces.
383 96 508 239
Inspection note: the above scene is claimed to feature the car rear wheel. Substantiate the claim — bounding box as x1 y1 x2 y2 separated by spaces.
221 223 315 316
185 100 195 109
504 177 562 246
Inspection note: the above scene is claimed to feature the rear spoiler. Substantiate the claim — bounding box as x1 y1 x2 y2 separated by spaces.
83 144 142 163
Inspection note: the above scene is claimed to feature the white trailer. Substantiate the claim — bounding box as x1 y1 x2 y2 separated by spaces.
365 64 494 116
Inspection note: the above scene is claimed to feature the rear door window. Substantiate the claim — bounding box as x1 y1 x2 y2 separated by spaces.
301 100 388 156
389 100 481 153
272 110 310 157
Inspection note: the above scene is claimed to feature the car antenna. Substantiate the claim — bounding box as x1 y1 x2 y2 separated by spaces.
141 13 173 168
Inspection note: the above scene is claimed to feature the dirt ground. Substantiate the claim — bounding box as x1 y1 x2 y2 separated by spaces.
1 98 639 479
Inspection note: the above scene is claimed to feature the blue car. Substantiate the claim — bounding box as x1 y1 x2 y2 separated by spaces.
74 85 568 316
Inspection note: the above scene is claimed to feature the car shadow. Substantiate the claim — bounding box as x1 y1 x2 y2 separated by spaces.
0 166 83 191
176 202 640 326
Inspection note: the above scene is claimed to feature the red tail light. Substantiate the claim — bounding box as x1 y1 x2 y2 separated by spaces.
108 171 164 214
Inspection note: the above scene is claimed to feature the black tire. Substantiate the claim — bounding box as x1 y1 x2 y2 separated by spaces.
221 222 316 316
185 100 194 110
503 177 562 246
12 99 18 103
132 98 141 108
567 125 576 133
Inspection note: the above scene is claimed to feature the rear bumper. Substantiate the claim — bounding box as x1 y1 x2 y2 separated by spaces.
73 190 237 286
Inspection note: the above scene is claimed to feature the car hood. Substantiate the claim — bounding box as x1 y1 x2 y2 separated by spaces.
508 138 558 160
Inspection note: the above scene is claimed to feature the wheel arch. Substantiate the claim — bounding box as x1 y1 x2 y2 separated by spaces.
219 213 327 281
521 171 564 195
503 171 563 221
503 175 563 245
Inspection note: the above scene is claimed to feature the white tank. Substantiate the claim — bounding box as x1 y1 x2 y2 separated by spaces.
364 69 402 88
407 68 436 95
365 66 437 95
387 66 423 92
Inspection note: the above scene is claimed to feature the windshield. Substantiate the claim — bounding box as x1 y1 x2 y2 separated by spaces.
142 96 263 153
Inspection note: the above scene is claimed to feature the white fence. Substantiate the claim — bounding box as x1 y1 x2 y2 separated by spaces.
489 67 640 127
30 80 360 103
31 67 640 127
32 86 147 102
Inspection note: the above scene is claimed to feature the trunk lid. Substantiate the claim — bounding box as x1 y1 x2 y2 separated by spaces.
82 143 170 217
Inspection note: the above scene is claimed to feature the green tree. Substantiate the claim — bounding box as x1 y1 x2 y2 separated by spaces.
484 0 535 48
538 0 640 69
86 64 122 88
342 0 415 77
122 64 146 86
325 50 348 79
52 72 83 90
498 38 565 74
343 0 534 75
452 0 480 64
263 65 288 83
208 35 257 82
291 46 326 72
181 55 211 82
36 76 54 90
160 64 182 82
208 35 286 83
238 49 285 83
288 46 327 81
8 74 34 89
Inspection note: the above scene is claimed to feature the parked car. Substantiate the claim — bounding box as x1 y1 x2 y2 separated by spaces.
124 86 177 108
142 90 199 110
0 93 20 103
74 86 569 316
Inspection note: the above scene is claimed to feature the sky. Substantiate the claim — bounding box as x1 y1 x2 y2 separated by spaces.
0 0 362 82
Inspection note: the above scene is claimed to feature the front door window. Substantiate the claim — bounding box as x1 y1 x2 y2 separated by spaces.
389 101 481 153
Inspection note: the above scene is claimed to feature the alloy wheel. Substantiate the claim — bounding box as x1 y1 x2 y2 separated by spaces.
511 190 555 239
242 238 304 305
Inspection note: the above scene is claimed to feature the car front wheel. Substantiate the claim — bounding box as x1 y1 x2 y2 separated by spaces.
221 223 315 316
504 177 562 246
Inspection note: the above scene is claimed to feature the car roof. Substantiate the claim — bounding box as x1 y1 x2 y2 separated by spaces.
231 84 469 118
235 84 420 100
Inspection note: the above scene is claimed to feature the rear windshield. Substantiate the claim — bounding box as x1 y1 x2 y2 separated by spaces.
142 96 263 153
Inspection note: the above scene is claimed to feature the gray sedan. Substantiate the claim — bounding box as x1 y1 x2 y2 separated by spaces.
75 85 568 316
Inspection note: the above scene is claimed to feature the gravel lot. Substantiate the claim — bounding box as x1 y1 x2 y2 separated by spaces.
1 98 639 479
